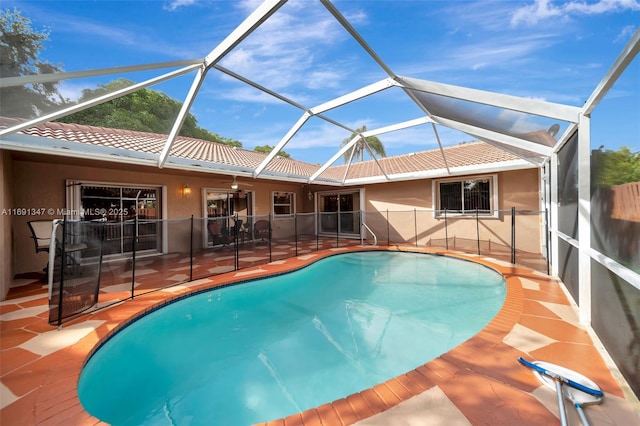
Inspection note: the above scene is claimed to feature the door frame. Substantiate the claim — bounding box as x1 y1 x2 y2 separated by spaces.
316 188 364 237
66 179 167 258
202 188 254 248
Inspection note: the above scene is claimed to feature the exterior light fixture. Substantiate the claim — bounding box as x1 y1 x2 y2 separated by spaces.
308 189 313 201
182 184 192 197
231 179 239 191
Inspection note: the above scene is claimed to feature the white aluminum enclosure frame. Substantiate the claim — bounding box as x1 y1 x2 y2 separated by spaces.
0 0 582 186
549 29 640 326
1 1 638 400
0 3 637 298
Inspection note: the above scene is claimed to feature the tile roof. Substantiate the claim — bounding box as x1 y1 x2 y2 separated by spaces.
10 120 320 177
321 141 522 181
2 119 528 182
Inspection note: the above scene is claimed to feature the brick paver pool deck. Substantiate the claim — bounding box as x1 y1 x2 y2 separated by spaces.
1 246 639 425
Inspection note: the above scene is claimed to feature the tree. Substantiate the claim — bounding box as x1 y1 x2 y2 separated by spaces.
592 146 640 188
254 144 291 158
340 125 386 163
0 8 66 118
57 79 243 147
0 9 242 148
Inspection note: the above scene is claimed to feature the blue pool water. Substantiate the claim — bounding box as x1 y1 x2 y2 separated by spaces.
78 251 505 425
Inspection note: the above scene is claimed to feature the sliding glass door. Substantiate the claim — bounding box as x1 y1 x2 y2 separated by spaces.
80 185 162 256
205 189 253 247
319 191 360 236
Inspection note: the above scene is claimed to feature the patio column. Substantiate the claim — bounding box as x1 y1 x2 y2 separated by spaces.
550 154 559 277
577 113 592 324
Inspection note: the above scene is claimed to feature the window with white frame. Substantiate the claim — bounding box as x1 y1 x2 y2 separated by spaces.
272 191 295 216
434 175 497 216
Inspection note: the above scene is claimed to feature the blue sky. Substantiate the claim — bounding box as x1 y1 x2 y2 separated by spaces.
6 0 640 164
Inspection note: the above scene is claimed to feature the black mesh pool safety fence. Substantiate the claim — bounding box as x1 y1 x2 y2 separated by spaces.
48 208 547 325
49 218 105 326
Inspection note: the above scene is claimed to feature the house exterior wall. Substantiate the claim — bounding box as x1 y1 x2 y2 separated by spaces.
7 153 311 278
363 168 542 253
5 151 541 294
1 150 14 300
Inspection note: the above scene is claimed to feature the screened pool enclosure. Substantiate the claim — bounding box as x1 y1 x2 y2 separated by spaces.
0 0 638 398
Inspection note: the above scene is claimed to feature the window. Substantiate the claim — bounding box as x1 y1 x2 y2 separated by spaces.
435 175 496 216
272 191 295 216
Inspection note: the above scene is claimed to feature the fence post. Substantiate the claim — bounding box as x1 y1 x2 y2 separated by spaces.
234 215 240 271
94 219 106 303
414 208 418 247
131 215 137 299
294 214 298 257
444 209 448 250
476 208 480 255
336 212 339 248
360 211 364 246
386 209 390 246
545 207 550 275
55 217 67 327
268 214 272 263
511 207 516 264
190 215 194 280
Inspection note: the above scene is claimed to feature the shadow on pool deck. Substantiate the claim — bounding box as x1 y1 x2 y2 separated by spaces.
1 246 638 425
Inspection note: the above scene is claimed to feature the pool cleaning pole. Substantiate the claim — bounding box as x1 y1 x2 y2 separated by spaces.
554 379 569 426
518 357 604 426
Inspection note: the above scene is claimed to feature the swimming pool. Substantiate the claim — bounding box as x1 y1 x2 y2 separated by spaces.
78 251 505 425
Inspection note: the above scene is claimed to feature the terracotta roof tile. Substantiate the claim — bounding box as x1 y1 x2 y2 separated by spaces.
2 119 528 181
322 142 521 180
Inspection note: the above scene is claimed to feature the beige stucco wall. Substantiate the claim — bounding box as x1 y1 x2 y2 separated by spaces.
1 150 14 300
8 153 313 279
5 151 542 296
363 168 542 253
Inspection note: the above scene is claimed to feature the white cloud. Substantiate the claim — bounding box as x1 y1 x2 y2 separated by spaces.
57 81 88 103
614 24 637 43
164 0 197 12
564 0 640 14
511 0 564 27
343 9 368 25
398 2 562 76
441 1 516 32
511 0 640 27
213 85 309 105
376 125 440 149
42 11 203 60
237 0 266 13
63 20 137 47
307 69 344 90
286 118 440 152
216 1 357 95
447 33 558 71
290 122 351 149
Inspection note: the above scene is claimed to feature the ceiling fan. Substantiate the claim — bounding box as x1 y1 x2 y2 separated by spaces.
222 176 254 191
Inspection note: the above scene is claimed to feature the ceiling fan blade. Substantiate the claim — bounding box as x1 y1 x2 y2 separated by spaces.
222 179 254 188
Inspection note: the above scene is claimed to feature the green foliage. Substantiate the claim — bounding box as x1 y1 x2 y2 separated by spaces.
0 8 66 117
0 9 241 148
340 125 386 163
592 146 640 188
254 144 291 158
58 79 243 147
